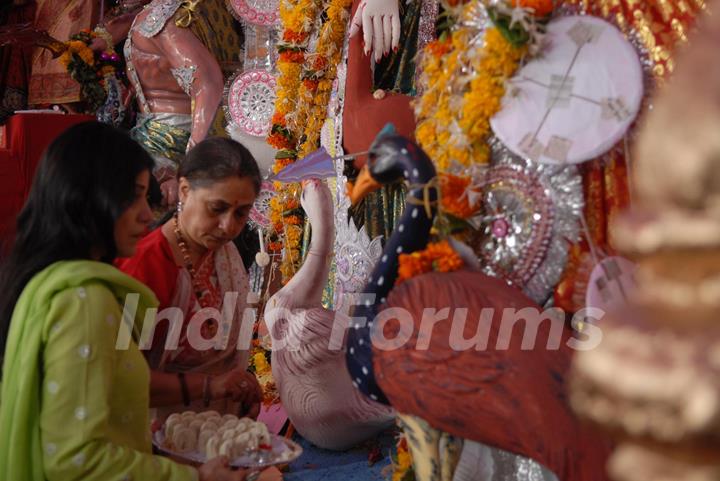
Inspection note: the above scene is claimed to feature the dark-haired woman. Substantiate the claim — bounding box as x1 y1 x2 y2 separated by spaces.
117 137 263 421
0 122 248 481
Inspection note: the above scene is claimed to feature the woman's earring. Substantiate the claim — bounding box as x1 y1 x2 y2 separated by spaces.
177 201 183 213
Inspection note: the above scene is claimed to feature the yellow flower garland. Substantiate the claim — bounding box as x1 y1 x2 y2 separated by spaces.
391 431 414 481
415 2 527 173
297 0 352 157
249 339 280 405
267 0 352 282
59 40 95 68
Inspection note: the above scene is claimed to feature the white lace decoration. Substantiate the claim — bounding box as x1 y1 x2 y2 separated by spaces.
171 65 197 95
138 0 184 38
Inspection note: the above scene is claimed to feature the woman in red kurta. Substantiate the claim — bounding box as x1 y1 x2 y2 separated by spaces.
118 137 263 420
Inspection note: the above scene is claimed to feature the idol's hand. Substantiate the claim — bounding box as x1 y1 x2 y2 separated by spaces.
349 0 401 62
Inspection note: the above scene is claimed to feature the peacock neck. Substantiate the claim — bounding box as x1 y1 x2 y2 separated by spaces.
363 159 437 304
345 139 438 405
278 200 335 308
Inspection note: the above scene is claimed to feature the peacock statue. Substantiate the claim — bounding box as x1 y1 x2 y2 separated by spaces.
264 178 394 450
345 134 612 481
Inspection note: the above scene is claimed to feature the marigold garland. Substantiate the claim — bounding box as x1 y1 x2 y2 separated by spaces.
296 0 351 157
58 29 123 112
415 11 527 173
391 435 414 481
415 0 552 175
439 173 477 219
459 27 526 147
267 0 352 283
249 339 280 405
397 240 465 283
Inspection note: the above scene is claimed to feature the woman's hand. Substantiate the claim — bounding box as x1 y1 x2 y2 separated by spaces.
210 369 263 418
198 456 253 481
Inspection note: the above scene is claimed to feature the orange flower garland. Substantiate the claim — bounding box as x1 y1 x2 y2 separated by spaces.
268 0 319 152
57 29 122 112
415 19 526 172
512 0 554 17
249 339 280 405
296 0 352 158
397 240 464 283
59 40 95 67
391 435 413 481
267 0 321 281
267 0 352 282
439 173 477 219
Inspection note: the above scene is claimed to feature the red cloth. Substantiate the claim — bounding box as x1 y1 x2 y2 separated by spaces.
0 148 22 241
116 228 179 366
343 0 417 168
0 113 94 242
116 227 178 309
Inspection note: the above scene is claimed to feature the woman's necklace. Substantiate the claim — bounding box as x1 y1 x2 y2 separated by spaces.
173 214 207 302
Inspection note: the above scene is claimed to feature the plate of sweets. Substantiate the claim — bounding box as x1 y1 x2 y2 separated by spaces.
153 410 302 468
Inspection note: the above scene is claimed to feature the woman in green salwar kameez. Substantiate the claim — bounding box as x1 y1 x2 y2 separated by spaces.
0 122 248 481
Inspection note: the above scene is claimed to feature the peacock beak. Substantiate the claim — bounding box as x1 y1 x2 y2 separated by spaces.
348 165 382 206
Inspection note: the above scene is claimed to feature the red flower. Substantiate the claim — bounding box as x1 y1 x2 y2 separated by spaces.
272 112 287 126
302 79 319 91
279 50 305 64
312 56 328 71
427 37 452 57
268 132 293 151
283 30 308 44
511 0 554 16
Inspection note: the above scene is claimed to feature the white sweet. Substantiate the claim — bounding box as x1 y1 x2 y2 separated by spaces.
165 419 187 439
166 413 182 425
199 411 222 422
198 429 215 455
188 419 205 436
219 439 237 458
206 435 222 459
165 414 184 437
236 418 252 430
234 431 259 452
223 418 240 430
201 420 219 432
221 414 238 424
173 426 197 453
163 410 273 461
256 424 271 445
